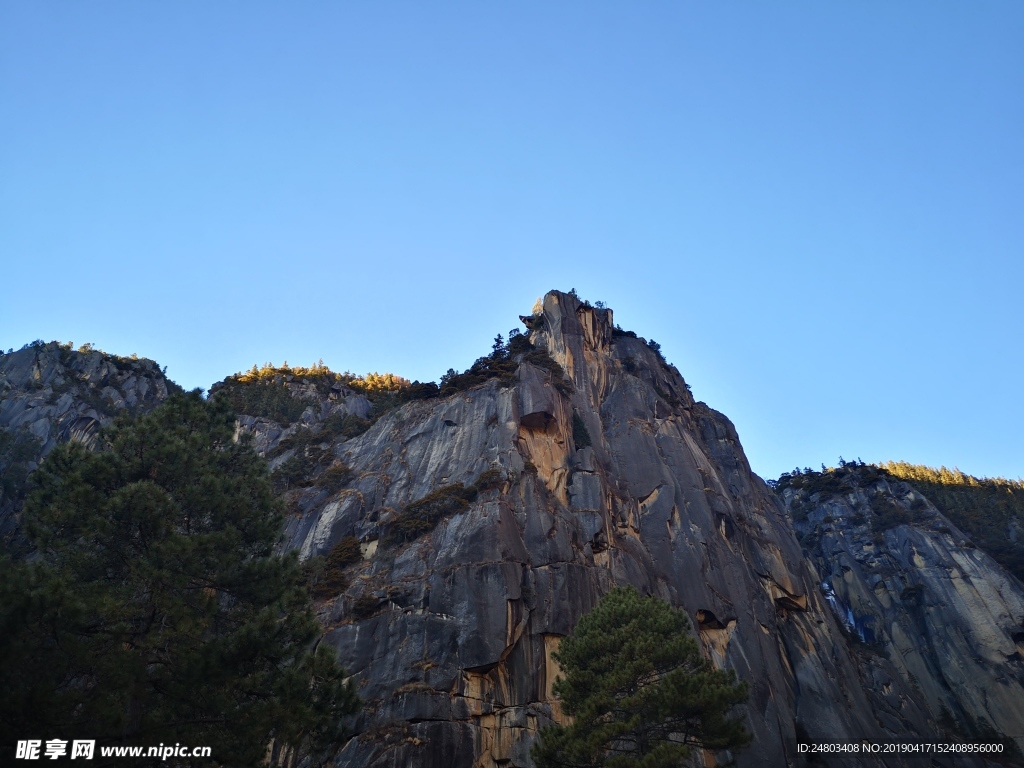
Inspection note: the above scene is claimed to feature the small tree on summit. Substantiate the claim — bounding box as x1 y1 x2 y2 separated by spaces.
532 586 750 768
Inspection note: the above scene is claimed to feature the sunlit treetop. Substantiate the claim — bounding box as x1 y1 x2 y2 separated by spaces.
233 360 411 393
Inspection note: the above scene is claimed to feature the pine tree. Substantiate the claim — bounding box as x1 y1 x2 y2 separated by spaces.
532 586 750 768
0 392 359 766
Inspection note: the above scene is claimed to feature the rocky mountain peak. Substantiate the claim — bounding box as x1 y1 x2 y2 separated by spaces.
528 289 614 357
3 296 1024 765
240 291 940 766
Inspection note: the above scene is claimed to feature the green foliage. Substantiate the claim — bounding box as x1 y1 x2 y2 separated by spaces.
323 412 373 439
348 373 439 413
304 536 362 600
508 328 532 355
395 381 441 401
776 461 1024 581
473 467 505 492
773 466 855 499
271 428 332 492
572 412 592 451
350 593 383 620
320 462 354 494
646 339 665 362
272 454 310 492
269 428 353 495
438 346 518 396
880 462 1024 581
274 425 322 454
215 320 577 433
435 327 573 397
0 425 42 513
216 377 312 425
869 494 913 533
0 392 360 765
533 586 750 768
380 469 503 547
381 483 475 547
216 362 425 428
523 348 574 396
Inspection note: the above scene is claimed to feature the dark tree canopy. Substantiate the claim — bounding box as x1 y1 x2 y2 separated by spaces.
0 392 359 766
532 586 750 768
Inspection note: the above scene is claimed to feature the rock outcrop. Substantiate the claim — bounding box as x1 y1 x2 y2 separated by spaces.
4 296 1023 767
0 342 179 538
246 291 1007 767
780 465 1024 756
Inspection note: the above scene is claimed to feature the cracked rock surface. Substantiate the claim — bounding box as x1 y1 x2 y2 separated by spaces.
261 292 1009 767
783 467 1024 758
4 296 1023 766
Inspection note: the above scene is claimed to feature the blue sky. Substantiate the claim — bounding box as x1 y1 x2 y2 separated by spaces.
2 3 1022 482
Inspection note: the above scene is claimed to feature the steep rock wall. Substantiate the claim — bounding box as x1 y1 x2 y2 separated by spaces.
271 292 957 767
5 301 1021 766
782 467 1024 755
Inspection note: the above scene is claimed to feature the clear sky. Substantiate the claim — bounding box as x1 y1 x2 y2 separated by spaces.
2 3 1022 482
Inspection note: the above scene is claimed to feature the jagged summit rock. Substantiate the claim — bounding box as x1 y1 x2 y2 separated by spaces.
0 341 177 451
3 293 1023 766
236 290 961 766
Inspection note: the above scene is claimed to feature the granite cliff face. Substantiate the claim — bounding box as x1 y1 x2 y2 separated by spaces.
0 342 178 539
238 291 1000 767
3 295 1023 767
780 466 1024 756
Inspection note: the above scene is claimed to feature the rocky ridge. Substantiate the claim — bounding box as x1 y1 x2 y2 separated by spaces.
3 295 1024 766
0 341 179 538
778 464 1024 756
233 291 1004 767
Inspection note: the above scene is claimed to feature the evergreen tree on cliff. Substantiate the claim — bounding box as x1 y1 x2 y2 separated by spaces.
532 586 750 768
0 392 359 766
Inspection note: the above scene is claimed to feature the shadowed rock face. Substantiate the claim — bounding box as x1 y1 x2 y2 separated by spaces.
0 342 179 537
783 468 1024 756
263 291 998 768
